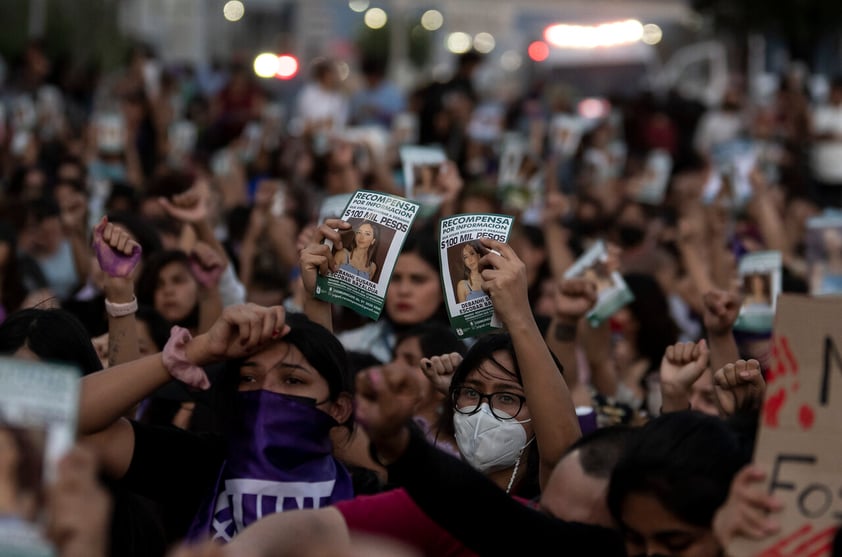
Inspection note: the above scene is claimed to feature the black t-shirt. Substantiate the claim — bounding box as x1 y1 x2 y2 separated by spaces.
121 420 226 543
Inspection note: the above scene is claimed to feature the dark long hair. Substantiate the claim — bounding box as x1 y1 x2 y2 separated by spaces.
349 220 380 266
0 308 103 375
607 411 748 528
136 250 199 329
0 222 27 314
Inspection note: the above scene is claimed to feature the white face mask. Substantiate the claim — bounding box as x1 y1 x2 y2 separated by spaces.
453 402 531 474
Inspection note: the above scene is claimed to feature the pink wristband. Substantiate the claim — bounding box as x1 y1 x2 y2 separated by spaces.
162 326 211 390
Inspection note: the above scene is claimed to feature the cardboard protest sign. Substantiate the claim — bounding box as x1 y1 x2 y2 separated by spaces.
439 213 514 338
563 240 634 327
315 190 420 320
734 251 782 333
0 358 80 557
806 213 842 296
728 295 842 557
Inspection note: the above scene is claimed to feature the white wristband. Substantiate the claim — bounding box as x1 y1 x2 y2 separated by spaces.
105 296 138 318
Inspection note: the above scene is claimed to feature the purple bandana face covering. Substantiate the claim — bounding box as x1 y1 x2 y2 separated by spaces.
187 390 354 542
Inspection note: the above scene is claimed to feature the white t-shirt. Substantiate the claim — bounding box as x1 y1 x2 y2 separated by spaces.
812 103 842 184
295 83 349 131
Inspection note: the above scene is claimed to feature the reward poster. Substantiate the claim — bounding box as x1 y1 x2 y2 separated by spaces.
439 213 514 338
315 190 420 320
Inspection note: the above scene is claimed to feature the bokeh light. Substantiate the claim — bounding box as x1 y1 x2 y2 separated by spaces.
473 32 496 54
348 0 369 12
253 53 280 78
500 50 523 71
527 41 550 62
275 55 299 79
364 8 388 29
420 10 443 31
446 32 472 54
544 19 644 49
642 23 663 45
223 0 245 22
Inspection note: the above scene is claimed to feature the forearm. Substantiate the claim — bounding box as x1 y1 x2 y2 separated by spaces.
198 289 223 334
78 353 171 434
580 321 618 398
104 282 139 367
545 223 574 280
303 296 333 333
708 331 740 376
193 220 228 260
679 242 716 296
238 239 258 292
544 318 580 393
507 315 580 488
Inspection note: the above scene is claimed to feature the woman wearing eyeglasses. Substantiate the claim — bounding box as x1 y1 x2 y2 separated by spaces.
219 238 583 556
334 220 379 281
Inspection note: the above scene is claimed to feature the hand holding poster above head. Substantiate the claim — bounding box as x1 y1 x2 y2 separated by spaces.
734 251 782 333
314 190 420 320
439 213 515 337
806 213 842 296
0 358 80 557
562 240 634 327
728 295 842 557
399 145 447 218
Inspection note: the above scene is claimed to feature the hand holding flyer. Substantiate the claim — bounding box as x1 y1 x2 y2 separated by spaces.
314 190 420 320
733 251 781 333
562 240 634 327
438 213 515 337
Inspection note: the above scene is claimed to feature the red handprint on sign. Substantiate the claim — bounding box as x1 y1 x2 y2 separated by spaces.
764 335 815 431
757 523 837 557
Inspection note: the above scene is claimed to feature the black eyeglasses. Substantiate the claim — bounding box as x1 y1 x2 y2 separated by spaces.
452 386 526 420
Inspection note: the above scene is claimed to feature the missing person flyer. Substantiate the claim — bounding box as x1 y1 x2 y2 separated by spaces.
315 190 420 320
0 358 80 557
734 250 782 333
399 145 447 218
439 213 514 338
563 240 635 327
806 213 842 296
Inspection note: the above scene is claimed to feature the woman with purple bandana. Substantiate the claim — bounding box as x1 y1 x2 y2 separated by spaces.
77 303 356 544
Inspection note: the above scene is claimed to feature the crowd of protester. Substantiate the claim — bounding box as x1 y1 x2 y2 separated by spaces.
1 36 842 556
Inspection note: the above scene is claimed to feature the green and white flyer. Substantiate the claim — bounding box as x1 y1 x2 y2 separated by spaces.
734 250 782 333
439 213 514 338
563 240 634 327
0 358 80 557
315 190 420 320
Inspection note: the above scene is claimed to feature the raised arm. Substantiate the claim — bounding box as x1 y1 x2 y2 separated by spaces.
80 304 287 477
92 217 143 367
356 366 625 556
478 237 581 489
299 218 353 332
702 289 742 375
545 278 598 407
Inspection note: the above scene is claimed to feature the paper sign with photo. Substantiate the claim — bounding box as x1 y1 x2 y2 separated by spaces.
563 240 634 327
633 149 673 206
0 358 80 557
549 113 585 159
497 133 545 225
94 112 126 155
806 213 842 296
467 103 504 144
703 139 756 210
399 145 447 217
439 213 514 338
315 190 420 320
734 250 782 333
728 295 842 557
